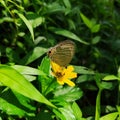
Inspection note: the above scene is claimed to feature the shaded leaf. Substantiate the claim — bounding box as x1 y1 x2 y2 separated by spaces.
92 36 101 44
16 12 34 41
74 66 95 74
0 97 29 117
49 27 89 45
0 90 35 117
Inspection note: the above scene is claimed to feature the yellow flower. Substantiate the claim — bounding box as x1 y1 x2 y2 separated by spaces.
51 61 77 87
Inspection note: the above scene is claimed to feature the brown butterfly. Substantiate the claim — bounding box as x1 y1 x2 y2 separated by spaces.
47 40 75 67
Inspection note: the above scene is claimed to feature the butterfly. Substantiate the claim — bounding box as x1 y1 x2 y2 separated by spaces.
47 40 75 67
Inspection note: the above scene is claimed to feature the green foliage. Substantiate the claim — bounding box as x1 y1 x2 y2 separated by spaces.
0 0 120 119
0 65 55 108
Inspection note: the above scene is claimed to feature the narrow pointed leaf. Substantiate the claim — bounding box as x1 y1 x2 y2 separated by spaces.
49 27 89 45
16 12 34 41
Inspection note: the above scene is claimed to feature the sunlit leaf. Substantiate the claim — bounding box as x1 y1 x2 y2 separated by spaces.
72 102 83 120
80 13 92 29
91 24 100 33
59 105 76 120
100 112 118 120
103 75 120 81
53 87 83 102
0 65 56 108
11 65 46 76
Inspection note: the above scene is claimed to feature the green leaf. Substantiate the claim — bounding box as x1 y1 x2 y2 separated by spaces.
23 74 36 82
59 105 76 120
101 81 116 90
92 36 101 44
80 13 100 33
11 65 46 76
68 19 76 30
38 57 60 96
0 65 56 108
103 75 120 81
27 12 45 28
76 75 90 83
80 13 92 29
0 17 14 24
46 2 65 14
53 86 83 102
31 110 53 120
20 47 48 65
38 57 54 95
6 47 20 63
0 97 29 117
72 102 83 120
118 66 120 78
74 66 95 74
32 16 45 28
39 56 51 75
63 0 71 9
49 27 89 45
100 112 118 120
91 24 100 33
11 65 47 82
0 90 35 116
16 12 34 41
53 109 66 120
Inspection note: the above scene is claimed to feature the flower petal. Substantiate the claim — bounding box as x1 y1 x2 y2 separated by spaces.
67 66 74 72
64 66 74 74
50 61 77 86
68 72 77 79
57 78 64 85
51 61 59 72
64 79 75 87
64 66 77 79
51 61 64 73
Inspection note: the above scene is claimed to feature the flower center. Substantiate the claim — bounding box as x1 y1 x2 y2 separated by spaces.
55 72 65 78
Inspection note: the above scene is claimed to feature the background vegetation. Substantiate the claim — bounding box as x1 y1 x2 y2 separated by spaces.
0 0 120 120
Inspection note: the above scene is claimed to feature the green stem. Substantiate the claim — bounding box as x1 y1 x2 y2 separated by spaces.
117 81 120 106
95 88 102 120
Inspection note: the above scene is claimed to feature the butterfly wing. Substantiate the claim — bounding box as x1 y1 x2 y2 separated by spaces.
48 40 75 67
